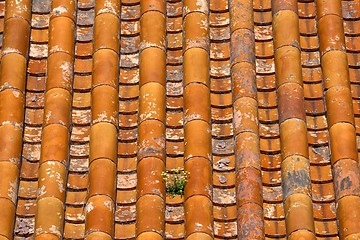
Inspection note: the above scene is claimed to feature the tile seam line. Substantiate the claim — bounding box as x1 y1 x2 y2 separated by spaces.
4 16 31 25
85 192 117 203
95 11 121 20
237 201 264 212
90 121 119 131
140 9 166 17
280 116 307 125
137 230 164 238
34 232 60 239
279 116 308 125
0 234 10 240
92 47 120 57
182 10 209 19
235 165 262 174
186 230 213 239
139 45 167 53
273 44 302 54
47 50 74 58
336 194 360 202
209 9 228 14
45 86 74 94
38 158 69 168
121 2 140 7
320 48 347 57
1 51 28 59
234 129 259 138
282 192 312 204
137 155 165 164
230 59 256 69
321 48 347 56
288 228 316 237
50 14 76 24
137 193 164 201
184 155 212 167
281 153 310 163
233 95 258 103
0 160 21 167
231 61 256 69
139 81 166 88
209 23 230 29
230 27 255 36
36 195 67 204
317 13 343 20
183 81 210 89
0 51 27 62
91 83 118 91
137 118 165 127
0 197 15 206
328 120 356 131
184 118 211 127
90 156 116 164
84 229 113 238
331 156 358 165
272 8 299 14
182 46 210 55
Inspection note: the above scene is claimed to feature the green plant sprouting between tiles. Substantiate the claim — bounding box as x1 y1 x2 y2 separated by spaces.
162 168 189 198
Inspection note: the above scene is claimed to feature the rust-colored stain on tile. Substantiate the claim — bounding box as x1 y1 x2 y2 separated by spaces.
1 0 360 239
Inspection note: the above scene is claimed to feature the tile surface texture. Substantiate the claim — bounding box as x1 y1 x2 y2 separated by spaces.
0 0 360 239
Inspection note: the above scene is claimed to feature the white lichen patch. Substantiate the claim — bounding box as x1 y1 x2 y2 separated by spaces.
8 157 20 166
12 90 20 98
195 222 203 230
120 53 139 66
85 201 94 213
45 110 53 123
8 179 17 203
37 185 47 197
195 0 209 13
49 45 65 54
256 59 275 73
65 212 85 221
117 174 137 189
199 19 209 31
103 200 113 210
49 224 61 236
52 5 68 16
184 113 202 124
98 0 118 15
60 61 73 82
263 204 278 218
29 44 48 58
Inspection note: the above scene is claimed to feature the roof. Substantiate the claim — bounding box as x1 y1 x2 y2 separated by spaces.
0 0 360 239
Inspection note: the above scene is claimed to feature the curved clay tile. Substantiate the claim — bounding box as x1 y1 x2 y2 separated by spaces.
164 1 186 238
182 0 213 239
115 3 140 238
210 0 237 239
33 0 75 238
136 0 166 239
298 4 337 230
84 0 120 238
0 0 30 238
272 0 316 238
316 0 360 239
229 0 264 238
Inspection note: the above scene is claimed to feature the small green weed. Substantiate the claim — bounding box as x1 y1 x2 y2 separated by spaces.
161 168 189 198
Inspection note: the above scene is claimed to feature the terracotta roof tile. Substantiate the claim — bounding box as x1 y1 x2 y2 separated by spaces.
2 0 360 238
